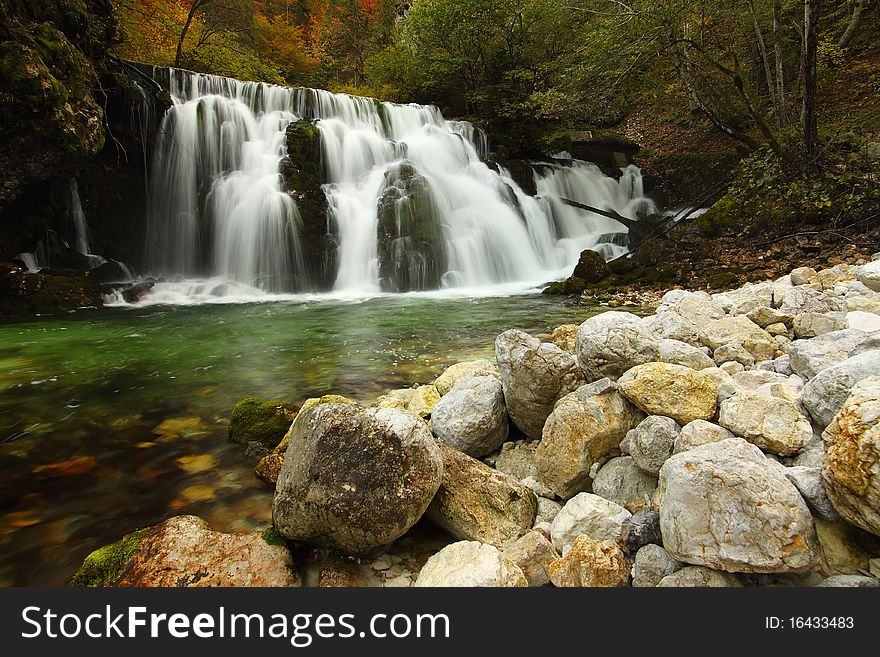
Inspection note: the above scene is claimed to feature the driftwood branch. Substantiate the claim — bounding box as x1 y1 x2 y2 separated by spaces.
557 198 640 231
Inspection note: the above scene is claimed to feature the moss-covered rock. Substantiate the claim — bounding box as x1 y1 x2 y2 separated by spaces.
228 397 297 448
0 2 113 207
282 119 332 289
0 261 103 315
542 277 586 296
254 394 356 485
572 249 611 283
376 162 447 292
68 527 151 587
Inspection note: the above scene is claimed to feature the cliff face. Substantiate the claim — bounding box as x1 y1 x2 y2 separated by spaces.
0 1 169 270
0 0 116 208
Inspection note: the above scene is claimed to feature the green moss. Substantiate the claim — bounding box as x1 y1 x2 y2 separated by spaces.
261 525 288 547
0 264 103 316
68 527 151 587
543 276 586 296
228 397 297 447
707 271 739 290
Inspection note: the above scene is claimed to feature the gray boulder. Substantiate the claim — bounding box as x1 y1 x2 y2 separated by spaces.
631 544 683 587
718 390 813 456
431 374 509 457
592 456 658 508
576 311 660 382
779 286 844 316
549 492 631 553
658 338 715 370
699 316 777 361
787 329 880 380
273 404 443 557
815 575 880 587
673 420 735 454
657 438 819 573
626 415 680 475
784 466 840 521
495 329 584 439
657 566 744 587
801 350 880 430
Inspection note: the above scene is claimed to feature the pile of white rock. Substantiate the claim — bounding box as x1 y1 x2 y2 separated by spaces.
266 258 880 587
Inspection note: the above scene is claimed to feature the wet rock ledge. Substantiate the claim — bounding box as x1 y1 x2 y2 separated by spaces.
71 257 880 587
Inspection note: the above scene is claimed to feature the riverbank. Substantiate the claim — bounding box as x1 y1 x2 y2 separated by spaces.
71 255 880 587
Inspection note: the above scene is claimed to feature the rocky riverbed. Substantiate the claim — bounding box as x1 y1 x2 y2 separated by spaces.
71 258 880 587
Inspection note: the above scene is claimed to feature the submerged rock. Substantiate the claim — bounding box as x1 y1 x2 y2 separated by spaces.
495 329 584 439
70 516 298 587
272 404 443 557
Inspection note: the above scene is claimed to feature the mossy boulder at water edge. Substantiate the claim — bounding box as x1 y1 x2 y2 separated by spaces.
543 249 610 296
69 516 299 587
0 261 102 315
69 527 152 587
228 397 297 448
255 394 357 486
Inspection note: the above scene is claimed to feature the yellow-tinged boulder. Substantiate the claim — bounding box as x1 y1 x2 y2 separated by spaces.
617 362 718 425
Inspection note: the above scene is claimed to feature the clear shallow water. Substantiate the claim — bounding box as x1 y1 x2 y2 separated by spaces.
0 294 611 585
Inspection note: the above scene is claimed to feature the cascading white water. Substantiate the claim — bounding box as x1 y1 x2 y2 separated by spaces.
145 67 656 298
67 179 106 269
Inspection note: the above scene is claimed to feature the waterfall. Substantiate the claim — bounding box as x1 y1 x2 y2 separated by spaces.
144 67 656 297
67 179 106 269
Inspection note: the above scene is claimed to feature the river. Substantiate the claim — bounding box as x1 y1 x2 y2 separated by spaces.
0 292 614 585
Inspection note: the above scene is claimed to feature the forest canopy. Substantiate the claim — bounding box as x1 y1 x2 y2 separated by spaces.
111 1 877 160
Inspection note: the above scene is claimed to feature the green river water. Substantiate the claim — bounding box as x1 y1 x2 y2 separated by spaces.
0 294 612 585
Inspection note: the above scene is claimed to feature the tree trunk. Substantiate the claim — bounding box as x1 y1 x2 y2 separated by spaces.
748 0 780 125
176 0 205 68
802 0 820 159
773 0 787 128
838 0 865 49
